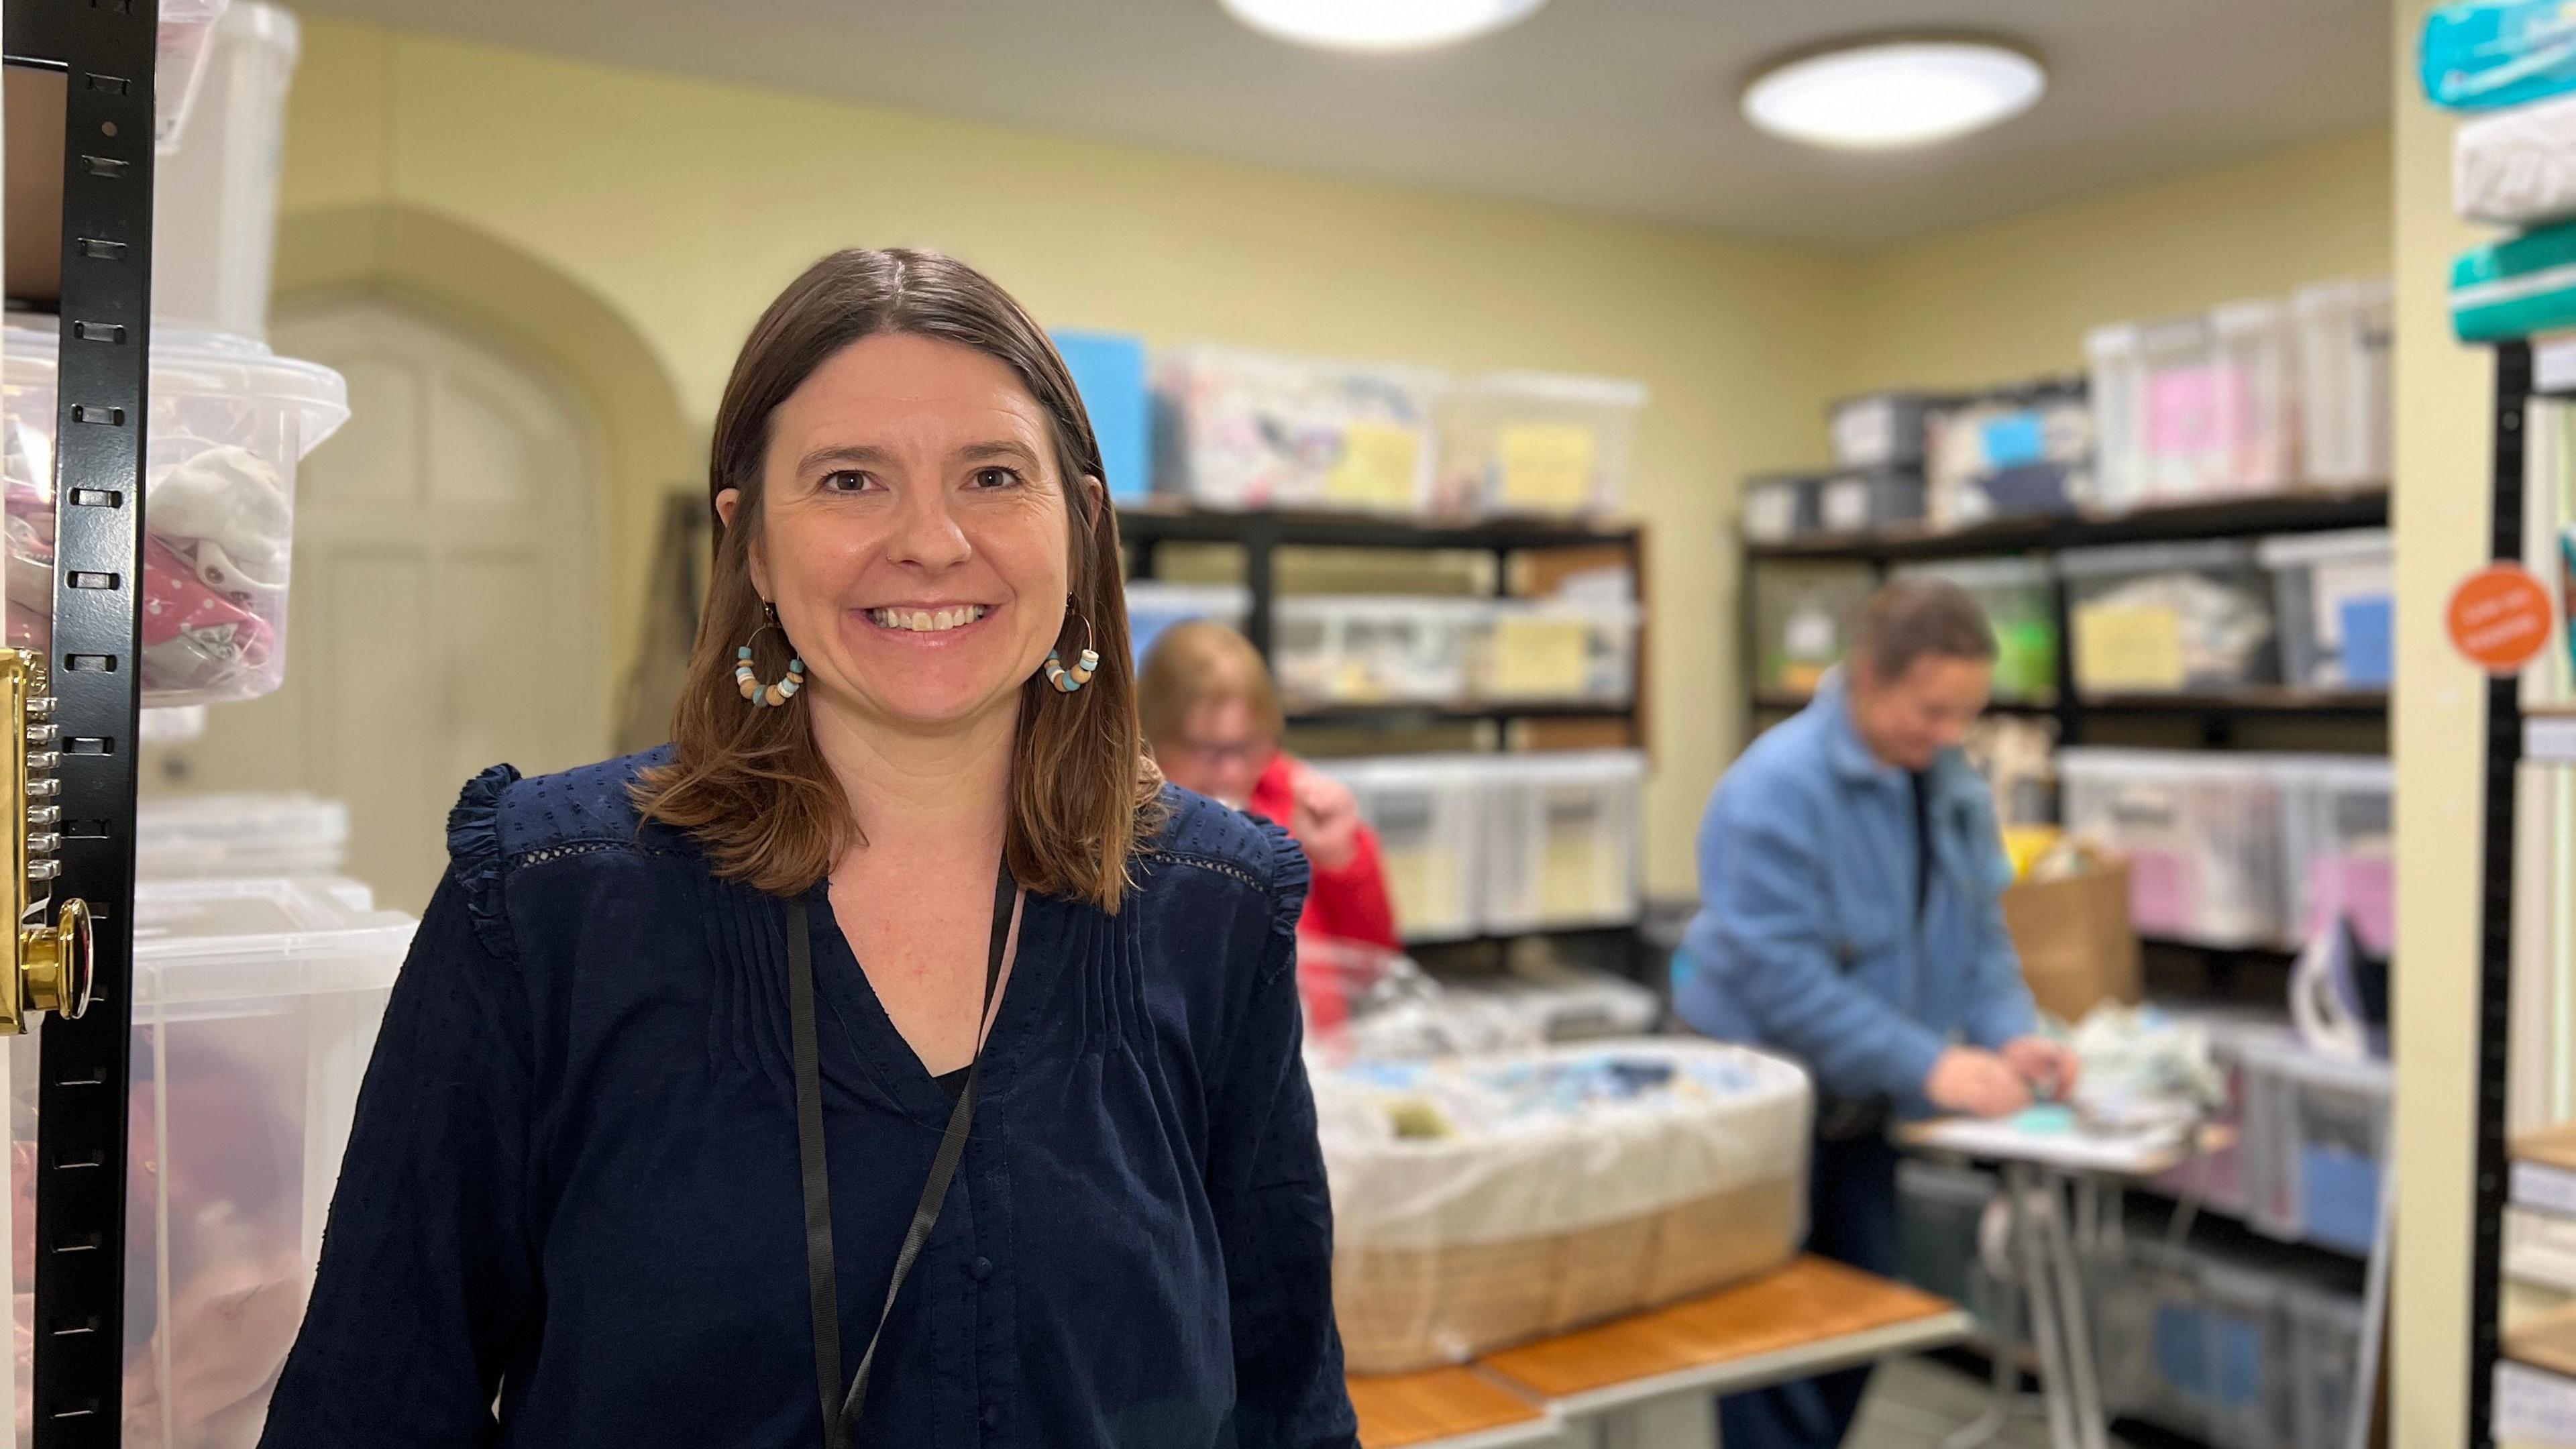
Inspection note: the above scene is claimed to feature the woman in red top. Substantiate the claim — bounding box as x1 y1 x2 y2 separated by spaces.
1137 620 1401 950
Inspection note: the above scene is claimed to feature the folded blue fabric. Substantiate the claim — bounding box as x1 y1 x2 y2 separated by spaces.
2452 219 2576 339
2424 1 2576 110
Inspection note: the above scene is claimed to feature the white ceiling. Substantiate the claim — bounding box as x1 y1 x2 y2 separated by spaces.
285 0 2392 250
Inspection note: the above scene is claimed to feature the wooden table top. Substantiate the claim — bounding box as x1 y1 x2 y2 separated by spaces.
1348 1364 1547 1449
1476 1255 1959 1401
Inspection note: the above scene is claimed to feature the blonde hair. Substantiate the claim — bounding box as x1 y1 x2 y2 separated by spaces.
1137 620 1285 749
637 248 1163 910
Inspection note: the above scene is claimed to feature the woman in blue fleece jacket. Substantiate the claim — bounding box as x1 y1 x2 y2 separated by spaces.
1673 578 2077 1449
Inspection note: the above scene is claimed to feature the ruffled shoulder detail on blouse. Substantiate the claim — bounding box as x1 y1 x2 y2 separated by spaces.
1151 784 1311 940
447 763 523 957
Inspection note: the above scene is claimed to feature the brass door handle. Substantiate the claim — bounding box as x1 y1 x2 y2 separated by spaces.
21 897 91 1021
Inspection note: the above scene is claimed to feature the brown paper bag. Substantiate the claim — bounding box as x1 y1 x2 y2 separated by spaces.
2000 847 2141 1023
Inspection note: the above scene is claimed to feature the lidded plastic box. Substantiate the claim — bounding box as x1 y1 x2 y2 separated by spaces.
2210 300 2297 493
137 791 349 880
2086 325 2148 513
2259 529 2394 689
1741 473 1822 543
1123 582 1251 665
2285 1286 2367 1449
2197 1261 2288 1449
1473 597 1639 705
1153 346 1441 514
2292 280 2394 487
0 324 350 705
1435 373 1644 519
1829 392 1945 470
154 3 302 339
1326 755 1487 942
8 877 414 1447
154 0 236 152
2273 754 2394 955
1479 751 1645 932
2060 541 2278 695
2058 749 2286 947
2238 1042 2390 1252
1894 557 2057 702
1273 595 1486 707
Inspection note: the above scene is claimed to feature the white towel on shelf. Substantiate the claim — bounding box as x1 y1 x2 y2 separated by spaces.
2457 93 2576 225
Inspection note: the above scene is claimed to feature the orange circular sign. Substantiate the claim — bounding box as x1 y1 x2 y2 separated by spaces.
2449 562 2556 674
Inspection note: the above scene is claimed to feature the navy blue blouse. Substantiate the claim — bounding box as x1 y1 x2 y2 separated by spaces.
257 750 1358 1449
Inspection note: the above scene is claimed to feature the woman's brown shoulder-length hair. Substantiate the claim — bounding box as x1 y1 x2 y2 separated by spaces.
635 248 1163 910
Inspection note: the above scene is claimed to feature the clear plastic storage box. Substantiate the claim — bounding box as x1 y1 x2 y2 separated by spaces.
1328 755 1487 942
2058 749 2286 947
2086 324 2149 512
2198 1263 2288 1449
2239 1043 2390 1253
1479 751 1645 932
1741 474 1823 543
1817 467 1926 534
9 876 413 1447
154 3 301 339
2286 1286 2367 1449
2292 280 2394 487
1153 346 1441 514
1473 598 1639 705
1 325 350 705
137 791 349 881
154 0 235 152
1123 582 1251 665
2096 303 2296 504
1316 1040 1811 1372
1435 373 1645 519
1894 557 2057 702
2259 529 2394 689
2128 1238 2214 1436
1829 392 1945 470
2060 541 2279 696
1752 564 1875 699
2273 755 2395 955
1274 595 1486 707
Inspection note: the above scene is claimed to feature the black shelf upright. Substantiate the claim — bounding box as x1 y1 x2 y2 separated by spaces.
2469 342 2532 1449
5 1 157 1443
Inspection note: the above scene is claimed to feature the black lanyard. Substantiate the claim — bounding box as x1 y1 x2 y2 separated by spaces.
786 859 1016 1449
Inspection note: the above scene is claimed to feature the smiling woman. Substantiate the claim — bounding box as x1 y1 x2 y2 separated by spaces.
254 249 1360 1449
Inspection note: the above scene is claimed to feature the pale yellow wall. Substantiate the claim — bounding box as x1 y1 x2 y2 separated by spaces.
275 17 1861 896
2391 1 2496 1443
1843 127 2394 393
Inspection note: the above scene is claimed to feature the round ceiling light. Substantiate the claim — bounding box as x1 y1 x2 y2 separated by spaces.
1219 0 1550 53
1742 38 2045 150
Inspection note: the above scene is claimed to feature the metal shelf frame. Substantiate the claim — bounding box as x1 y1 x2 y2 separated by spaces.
4 1 158 1442
1119 504 1650 748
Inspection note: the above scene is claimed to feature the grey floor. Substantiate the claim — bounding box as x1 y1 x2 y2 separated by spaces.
1847 1356 2141 1449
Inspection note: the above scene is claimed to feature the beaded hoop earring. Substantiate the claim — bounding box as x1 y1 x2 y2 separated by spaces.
735 602 807 708
1042 603 1099 695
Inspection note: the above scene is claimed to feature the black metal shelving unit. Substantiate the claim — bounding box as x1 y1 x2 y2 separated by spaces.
4 1 157 1444
1739 484 2392 753
1120 503 1651 749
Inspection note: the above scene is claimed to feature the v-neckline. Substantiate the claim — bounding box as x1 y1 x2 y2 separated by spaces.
794 879 1035 1128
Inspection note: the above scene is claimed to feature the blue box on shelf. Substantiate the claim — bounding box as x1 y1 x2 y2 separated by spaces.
2423 1 2576 110
1053 329 1152 502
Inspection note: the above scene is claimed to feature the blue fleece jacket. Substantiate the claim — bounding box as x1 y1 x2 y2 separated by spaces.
1671 674 2038 1118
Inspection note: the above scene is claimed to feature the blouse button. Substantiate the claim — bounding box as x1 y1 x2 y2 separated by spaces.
969 1255 994 1282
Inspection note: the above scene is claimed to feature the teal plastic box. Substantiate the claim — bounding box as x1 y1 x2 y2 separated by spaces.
2423 1 2576 109
2452 220 2576 341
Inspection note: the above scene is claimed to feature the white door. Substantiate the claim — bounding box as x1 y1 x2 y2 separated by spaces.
144 297 608 912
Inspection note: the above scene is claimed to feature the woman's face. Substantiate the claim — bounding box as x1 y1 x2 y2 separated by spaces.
720 333 1089 734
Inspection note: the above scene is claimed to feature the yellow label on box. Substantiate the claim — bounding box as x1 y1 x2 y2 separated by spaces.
2074 604 2186 692
1497 424 1597 513
1488 618 1592 699
1325 423 1423 511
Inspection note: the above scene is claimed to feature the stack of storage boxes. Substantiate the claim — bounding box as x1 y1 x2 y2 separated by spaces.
1152 348 1644 520
1324 751 1646 943
1271 594 1640 710
9 876 414 1446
